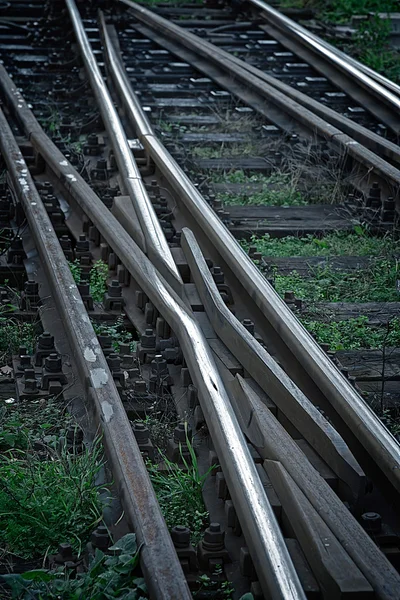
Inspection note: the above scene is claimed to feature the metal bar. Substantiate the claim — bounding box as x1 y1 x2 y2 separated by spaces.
249 0 400 99
180 228 365 503
64 0 183 294
231 376 400 600
118 0 400 190
0 65 306 600
96 20 400 495
0 105 191 600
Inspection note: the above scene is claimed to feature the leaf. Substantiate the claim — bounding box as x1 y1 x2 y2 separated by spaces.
353 224 365 236
239 594 254 600
109 533 137 554
21 569 55 582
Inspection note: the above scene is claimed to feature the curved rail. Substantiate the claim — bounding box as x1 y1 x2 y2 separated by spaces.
65 0 183 294
99 8 400 497
0 105 191 600
249 0 400 99
0 61 306 600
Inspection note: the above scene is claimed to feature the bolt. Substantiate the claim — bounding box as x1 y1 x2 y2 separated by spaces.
107 280 121 298
174 422 192 443
44 353 62 373
38 332 55 349
171 525 191 548
361 512 382 533
132 422 150 443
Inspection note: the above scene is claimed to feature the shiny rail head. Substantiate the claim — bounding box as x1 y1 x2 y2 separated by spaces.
64 0 183 291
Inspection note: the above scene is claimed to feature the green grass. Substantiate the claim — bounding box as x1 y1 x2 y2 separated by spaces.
302 316 400 351
0 301 38 364
147 432 213 543
192 144 261 159
218 188 307 206
215 173 308 206
242 230 399 257
210 170 274 184
0 438 105 559
0 398 71 453
272 259 398 302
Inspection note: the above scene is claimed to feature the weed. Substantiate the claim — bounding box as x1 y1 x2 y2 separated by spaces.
0 397 71 453
1 533 148 599
68 259 81 285
302 316 400 351
147 430 213 543
217 183 307 207
195 568 234 599
0 303 38 365
192 143 261 159
211 170 274 184
241 230 399 257
271 259 399 302
68 259 109 304
140 414 178 455
380 408 400 438
0 437 106 559
89 260 109 303
92 316 136 352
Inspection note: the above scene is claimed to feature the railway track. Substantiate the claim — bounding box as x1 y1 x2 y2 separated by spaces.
0 1 399 599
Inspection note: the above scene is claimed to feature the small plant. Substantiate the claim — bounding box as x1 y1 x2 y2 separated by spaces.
68 260 109 303
68 259 81 285
0 437 106 559
147 428 213 543
1 533 148 599
380 408 400 438
271 259 399 303
92 317 136 352
0 397 71 452
241 230 399 258
217 186 307 207
0 304 38 365
195 568 234 599
89 260 109 303
301 316 400 351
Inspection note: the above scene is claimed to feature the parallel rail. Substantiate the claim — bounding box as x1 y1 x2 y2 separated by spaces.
1 1 400 597
0 99 190 599
105 1 400 496
249 0 400 113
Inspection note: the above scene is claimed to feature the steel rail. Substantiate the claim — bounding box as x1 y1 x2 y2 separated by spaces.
118 0 400 195
0 65 306 600
0 105 191 600
248 0 400 131
98 14 400 496
134 20 400 172
248 0 400 99
64 0 183 295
